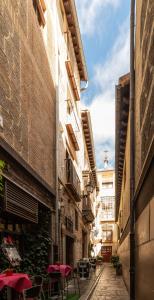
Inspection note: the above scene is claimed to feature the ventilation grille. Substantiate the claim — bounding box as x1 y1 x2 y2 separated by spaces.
5 180 38 223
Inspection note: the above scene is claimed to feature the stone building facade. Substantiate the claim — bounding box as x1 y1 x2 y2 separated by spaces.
81 110 98 259
0 0 57 272
0 0 56 188
93 164 118 261
0 0 97 270
115 1 154 298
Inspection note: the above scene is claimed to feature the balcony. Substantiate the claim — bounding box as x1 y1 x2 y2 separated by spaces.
82 195 94 223
66 112 80 151
66 158 81 202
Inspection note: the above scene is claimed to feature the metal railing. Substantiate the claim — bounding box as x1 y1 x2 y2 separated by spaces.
82 195 94 222
66 158 81 201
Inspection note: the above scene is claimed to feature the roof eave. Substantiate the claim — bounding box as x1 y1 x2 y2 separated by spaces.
63 0 88 81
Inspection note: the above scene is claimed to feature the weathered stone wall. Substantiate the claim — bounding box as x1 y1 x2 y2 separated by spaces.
118 1 154 298
59 188 88 265
135 0 154 187
0 0 56 189
135 2 154 297
117 234 130 291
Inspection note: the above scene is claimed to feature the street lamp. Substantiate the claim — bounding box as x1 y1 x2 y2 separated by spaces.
86 181 93 193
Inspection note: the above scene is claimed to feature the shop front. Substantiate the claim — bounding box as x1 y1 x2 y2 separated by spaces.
0 142 56 275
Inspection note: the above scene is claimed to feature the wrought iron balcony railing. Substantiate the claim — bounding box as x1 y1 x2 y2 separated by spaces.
66 158 81 202
82 195 94 223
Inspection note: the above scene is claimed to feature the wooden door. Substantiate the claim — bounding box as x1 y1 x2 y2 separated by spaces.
101 246 112 262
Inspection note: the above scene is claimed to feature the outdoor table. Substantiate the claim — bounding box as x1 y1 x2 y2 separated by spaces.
47 264 72 297
0 273 32 300
47 264 72 278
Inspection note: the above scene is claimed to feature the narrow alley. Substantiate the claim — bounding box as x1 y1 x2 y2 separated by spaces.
0 0 154 299
90 264 129 300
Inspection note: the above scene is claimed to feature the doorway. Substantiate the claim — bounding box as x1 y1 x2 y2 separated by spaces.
66 236 74 266
101 246 112 262
82 231 87 258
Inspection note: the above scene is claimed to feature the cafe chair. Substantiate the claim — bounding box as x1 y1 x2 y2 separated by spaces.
48 271 64 300
22 284 42 300
31 275 45 300
64 268 80 298
72 268 80 296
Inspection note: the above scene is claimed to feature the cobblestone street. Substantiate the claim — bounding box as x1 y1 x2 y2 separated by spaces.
90 264 129 300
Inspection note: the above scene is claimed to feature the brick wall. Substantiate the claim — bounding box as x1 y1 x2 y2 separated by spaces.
0 0 56 189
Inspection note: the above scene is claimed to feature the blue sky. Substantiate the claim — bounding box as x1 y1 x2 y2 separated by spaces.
75 0 130 168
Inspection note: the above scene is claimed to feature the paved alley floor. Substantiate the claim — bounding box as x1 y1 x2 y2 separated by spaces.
79 265 103 299
90 263 129 300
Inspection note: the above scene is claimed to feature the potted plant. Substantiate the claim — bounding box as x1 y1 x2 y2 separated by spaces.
96 256 103 265
110 255 119 268
115 262 122 275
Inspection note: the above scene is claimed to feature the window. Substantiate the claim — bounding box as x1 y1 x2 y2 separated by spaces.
102 182 113 189
102 230 113 242
100 196 115 220
75 210 78 231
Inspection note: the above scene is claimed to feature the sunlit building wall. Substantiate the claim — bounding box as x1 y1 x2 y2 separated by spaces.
93 166 118 261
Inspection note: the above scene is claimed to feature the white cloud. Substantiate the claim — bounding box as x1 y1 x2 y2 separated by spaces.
84 19 130 168
75 0 121 35
94 19 130 93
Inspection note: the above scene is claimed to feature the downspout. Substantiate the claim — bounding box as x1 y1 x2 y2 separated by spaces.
130 0 135 299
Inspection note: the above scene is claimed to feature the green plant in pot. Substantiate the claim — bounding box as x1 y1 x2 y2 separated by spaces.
111 255 119 267
115 262 122 275
96 255 103 261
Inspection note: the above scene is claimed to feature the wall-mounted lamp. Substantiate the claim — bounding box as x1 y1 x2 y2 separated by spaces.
86 182 93 194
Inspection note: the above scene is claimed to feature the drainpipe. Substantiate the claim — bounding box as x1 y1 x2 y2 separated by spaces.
130 0 135 299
